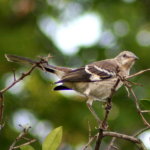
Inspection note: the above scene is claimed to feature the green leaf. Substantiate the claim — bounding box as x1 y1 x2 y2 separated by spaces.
20 145 35 150
42 126 63 150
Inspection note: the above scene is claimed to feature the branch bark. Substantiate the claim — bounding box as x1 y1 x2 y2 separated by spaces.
0 56 50 127
127 68 150 79
95 79 120 150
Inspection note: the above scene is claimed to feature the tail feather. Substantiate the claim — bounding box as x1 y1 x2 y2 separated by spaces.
5 54 57 73
5 54 37 65
5 54 72 77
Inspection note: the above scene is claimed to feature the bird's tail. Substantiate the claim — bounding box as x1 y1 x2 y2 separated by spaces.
5 54 37 65
5 54 71 77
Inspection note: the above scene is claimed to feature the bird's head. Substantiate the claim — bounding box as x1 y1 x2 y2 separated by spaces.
115 51 138 70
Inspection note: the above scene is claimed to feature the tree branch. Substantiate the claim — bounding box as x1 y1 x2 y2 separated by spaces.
103 131 147 150
0 55 51 127
127 68 150 79
94 79 120 150
103 131 140 143
92 68 150 150
133 127 150 137
12 139 36 149
9 125 36 150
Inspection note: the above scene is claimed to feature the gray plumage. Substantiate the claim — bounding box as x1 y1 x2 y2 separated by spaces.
5 51 138 122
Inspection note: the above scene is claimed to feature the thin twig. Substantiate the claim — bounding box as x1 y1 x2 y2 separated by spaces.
133 127 150 137
0 65 36 94
82 121 96 150
118 73 150 128
0 65 36 127
127 68 150 79
105 137 117 150
129 88 150 127
141 110 150 113
0 56 50 125
82 135 97 150
9 126 36 150
12 139 36 149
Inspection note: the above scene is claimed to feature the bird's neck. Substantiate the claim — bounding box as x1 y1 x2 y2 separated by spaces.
122 61 135 76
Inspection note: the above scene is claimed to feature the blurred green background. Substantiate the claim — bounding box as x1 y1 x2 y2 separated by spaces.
0 0 150 149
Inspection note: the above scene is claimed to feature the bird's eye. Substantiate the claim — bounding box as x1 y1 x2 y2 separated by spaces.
123 54 127 57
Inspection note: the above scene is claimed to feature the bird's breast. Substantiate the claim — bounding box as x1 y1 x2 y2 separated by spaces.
64 78 122 101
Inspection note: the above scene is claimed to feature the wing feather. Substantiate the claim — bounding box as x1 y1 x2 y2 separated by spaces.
56 60 119 83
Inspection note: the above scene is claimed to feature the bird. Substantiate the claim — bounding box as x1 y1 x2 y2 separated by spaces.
5 51 138 123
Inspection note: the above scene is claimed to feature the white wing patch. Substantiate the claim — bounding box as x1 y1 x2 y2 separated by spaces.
94 65 116 76
85 65 100 81
85 65 116 81
85 65 92 74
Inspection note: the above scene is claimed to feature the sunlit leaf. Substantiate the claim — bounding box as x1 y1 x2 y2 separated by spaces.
20 145 35 150
42 126 63 150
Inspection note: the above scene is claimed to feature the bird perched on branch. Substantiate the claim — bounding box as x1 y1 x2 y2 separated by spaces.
5 51 138 122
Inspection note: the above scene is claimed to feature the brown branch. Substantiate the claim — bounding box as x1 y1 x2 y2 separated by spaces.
9 126 36 150
95 128 103 150
117 72 150 129
93 67 150 150
12 139 36 149
94 98 112 150
0 65 36 94
0 55 50 127
103 131 147 150
95 97 113 150
133 127 150 137
0 65 37 127
84 129 146 150
129 87 150 128
95 79 120 150
127 68 150 79
103 131 140 143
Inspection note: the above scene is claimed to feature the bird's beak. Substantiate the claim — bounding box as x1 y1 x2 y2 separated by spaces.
131 55 139 60
134 56 139 60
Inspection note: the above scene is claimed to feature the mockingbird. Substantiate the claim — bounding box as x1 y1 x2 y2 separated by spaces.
5 51 138 122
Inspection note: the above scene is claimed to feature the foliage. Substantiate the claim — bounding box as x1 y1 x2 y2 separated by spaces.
42 126 62 150
20 145 35 150
0 0 150 150
20 126 62 150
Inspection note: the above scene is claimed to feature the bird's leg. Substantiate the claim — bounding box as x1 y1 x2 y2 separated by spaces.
86 100 101 124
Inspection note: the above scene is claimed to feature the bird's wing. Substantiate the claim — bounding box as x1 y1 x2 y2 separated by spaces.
56 60 119 83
